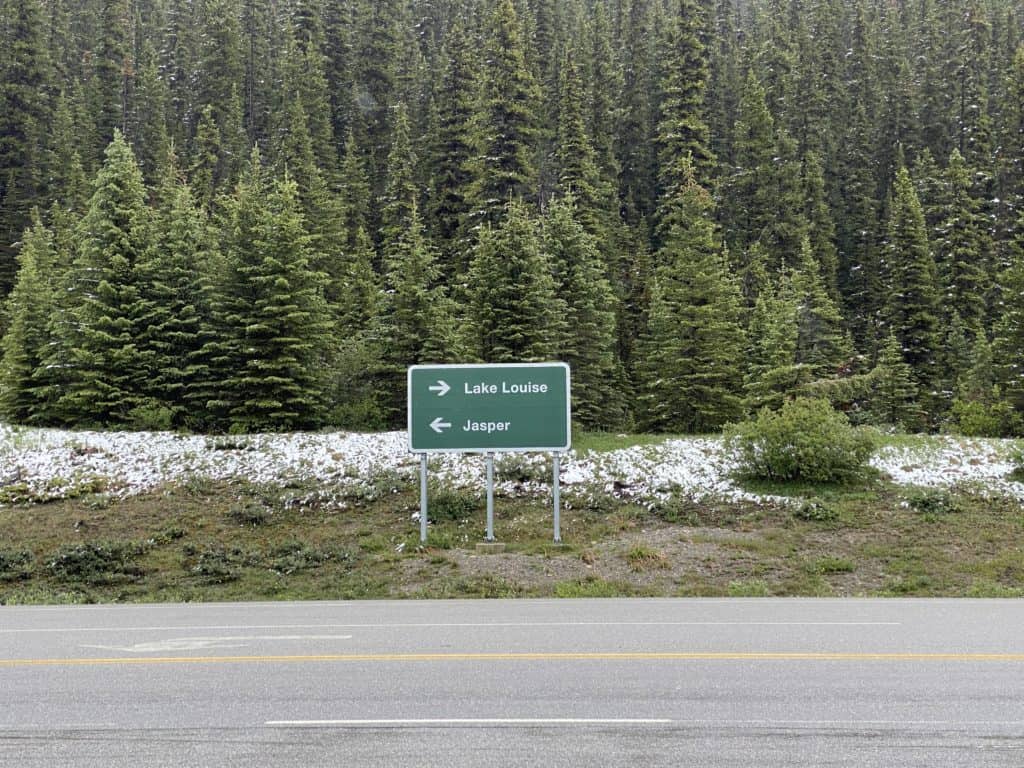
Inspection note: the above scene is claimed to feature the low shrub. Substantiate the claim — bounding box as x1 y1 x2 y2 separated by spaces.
428 487 479 521
494 453 550 483
47 541 148 583
950 398 1022 438
793 498 839 522
0 549 34 581
902 487 963 518
725 398 875 484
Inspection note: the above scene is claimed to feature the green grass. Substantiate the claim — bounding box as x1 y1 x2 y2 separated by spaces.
571 431 678 455
2 470 1024 604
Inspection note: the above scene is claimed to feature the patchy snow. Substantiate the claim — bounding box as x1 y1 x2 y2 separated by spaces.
0 425 1022 507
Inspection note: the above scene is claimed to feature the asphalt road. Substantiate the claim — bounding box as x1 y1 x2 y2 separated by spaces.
1 598 1023 767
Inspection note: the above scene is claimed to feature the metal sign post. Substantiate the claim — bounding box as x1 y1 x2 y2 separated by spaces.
553 452 561 543
485 453 495 542
420 454 428 543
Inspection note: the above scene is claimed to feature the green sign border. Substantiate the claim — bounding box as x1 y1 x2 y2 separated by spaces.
407 362 571 453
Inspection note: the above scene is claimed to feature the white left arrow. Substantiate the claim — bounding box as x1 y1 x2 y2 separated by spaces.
430 417 452 433
428 380 451 397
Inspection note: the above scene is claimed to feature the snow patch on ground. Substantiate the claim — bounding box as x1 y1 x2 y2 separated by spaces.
1 425 1022 506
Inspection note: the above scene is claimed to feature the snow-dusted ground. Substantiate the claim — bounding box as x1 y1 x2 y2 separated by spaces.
0 424 1022 506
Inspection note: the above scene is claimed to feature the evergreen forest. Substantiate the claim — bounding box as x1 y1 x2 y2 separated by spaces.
1 0 1023 435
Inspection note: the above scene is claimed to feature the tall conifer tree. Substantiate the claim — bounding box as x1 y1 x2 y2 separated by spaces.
466 0 542 229
0 0 52 296
882 166 940 398
543 194 625 429
637 159 746 432
0 212 58 422
57 132 151 426
466 200 560 362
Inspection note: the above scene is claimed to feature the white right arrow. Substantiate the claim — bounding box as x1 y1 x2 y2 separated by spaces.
430 417 452 434
428 380 451 397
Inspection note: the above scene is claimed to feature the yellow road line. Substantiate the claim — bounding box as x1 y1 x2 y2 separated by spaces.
2 651 1024 668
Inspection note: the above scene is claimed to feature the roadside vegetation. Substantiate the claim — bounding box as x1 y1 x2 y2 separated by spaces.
2 421 1023 604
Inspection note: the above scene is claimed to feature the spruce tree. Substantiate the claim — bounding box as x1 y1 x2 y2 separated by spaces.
214 166 333 432
993 45 1024 256
742 273 808 412
720 70 775 257
868 330 920 429
466 0 542 229
802 151 840 301
135 158 212 428
379 102 419 247
992 221 1024 412
86 0 131 155
339 130 372 246
554 49 608 241
128 40 171 182
616 0 658 222
0 212 57 422
426 13 479 273
584 2 622 203
57 131 152 426
792 235 848 377
0 0 52 296
542 194 625 429
637 159 746 432
466 200 560 363
936 149 991 337
375 204 456 425
655 0 714 195
882 166 941 397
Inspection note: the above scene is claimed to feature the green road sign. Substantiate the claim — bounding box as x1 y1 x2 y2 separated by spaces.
408 363 571 453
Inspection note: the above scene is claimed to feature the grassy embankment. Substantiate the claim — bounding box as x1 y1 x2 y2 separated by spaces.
2 432 1023 604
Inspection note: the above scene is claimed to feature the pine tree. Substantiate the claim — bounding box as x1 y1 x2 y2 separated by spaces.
0 212 58 422
466 200 560 363
339 130 372 246
0 0 52 297
542 194 625 429
466 0 542 229
993 222 1024 412
553 48 609 241
213 164 333 432
375 203 456 425
637 159 746 432
743 272 809 412
379 102 420 247
56 131 152 426
868 330 920 429
123 40 166 178
935 149 992 337
425 13 479 273
802 151 840 301
655 0 714 196
135 157 212 428
792 235 848 377
616 0 658 222
882 166 941 397
86 0 131 155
